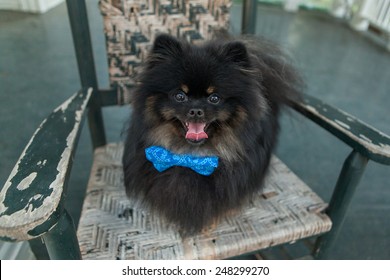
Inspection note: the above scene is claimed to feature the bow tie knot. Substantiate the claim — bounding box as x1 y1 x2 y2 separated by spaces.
145 146 218 176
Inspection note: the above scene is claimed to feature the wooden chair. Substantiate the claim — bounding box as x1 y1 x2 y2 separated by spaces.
1 0 389 260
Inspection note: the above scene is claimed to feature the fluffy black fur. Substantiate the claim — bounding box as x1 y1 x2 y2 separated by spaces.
123 34 302 235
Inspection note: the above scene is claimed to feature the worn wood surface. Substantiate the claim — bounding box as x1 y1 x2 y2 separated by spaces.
290 93 390 165
0 89 92 241
78 143 331 260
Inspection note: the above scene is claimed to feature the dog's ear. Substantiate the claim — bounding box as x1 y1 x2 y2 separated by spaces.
152 34 183 57
221 41 250 66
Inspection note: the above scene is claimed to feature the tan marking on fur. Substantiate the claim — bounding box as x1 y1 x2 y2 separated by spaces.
161 107 176 120
148 123 244 163
201 220 218 234
149 125 245 163
225 207 242 217
146 95 156 108
146 127 219 159
212 107 248 162
148 129 216 158
219 106 248 128
235 106 248 124
170 144 216 157
217 109 231 121
201 208 242 236
147 123 178 148
206 86 216 95
212 125 245 163
181 84 189 93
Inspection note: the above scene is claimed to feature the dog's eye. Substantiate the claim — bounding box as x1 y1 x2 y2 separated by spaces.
208 94 221 104
173 91 188 102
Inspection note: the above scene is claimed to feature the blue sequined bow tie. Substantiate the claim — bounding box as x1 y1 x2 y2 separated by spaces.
145 146 219 176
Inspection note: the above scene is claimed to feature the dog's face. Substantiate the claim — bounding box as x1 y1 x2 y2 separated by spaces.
135 35 268 161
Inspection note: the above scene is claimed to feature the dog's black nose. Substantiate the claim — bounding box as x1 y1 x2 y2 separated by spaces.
188 108 204 118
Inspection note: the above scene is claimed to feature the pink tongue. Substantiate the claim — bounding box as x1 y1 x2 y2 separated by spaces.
185 122 208 141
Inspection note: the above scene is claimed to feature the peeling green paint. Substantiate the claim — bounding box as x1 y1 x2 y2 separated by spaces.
291 93 390 165
28 211 60 237
1 92 86 217
0 89 91 240
0 236 17 242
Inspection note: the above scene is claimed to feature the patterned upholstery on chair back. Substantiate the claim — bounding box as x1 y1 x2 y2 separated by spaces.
99 0 232 91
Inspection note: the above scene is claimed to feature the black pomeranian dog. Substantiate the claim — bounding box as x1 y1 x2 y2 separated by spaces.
123 34 302 235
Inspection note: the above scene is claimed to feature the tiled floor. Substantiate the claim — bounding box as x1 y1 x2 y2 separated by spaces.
1 1 389 259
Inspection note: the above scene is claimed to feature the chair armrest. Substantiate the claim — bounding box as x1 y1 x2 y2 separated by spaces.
0 88 92 241
289 93 390 165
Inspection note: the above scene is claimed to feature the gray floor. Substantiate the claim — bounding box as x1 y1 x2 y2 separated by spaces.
0 1 389 259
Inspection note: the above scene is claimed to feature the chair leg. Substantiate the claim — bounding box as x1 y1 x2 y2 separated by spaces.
28 238 50 260
313 151 368 259
41 210 82 260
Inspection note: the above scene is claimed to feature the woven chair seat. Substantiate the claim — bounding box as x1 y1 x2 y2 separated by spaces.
77 143 331 259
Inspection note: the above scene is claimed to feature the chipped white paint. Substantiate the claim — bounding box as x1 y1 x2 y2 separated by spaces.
379 131 389 137
16 173 37 191
58 95 75 113
304 104 318 113
298 97 390 161
0 117 48 212
26 194 45 210
359 134 372 143
0 88 92 241
379 143 390 154
29 194 44 202
37 159 48 166
334 119 351 130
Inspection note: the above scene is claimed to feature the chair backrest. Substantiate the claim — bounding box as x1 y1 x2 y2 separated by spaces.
99 0 232 104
